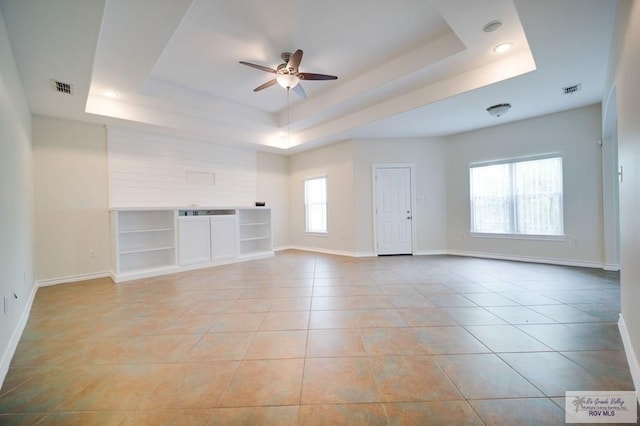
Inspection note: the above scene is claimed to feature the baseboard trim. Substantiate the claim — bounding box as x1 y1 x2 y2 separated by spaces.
277 247 607 269
286 245 375 258
36 271 112 287
283 246 452 258
274 245 295 252
0 282 38 389
618 314 640 399
603 263 621 271
112 253 276 283
446 250 605 269
414 250 448 256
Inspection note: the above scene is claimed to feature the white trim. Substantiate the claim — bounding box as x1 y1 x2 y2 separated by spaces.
304 232 329 237
469 232 566 242
414 250 449 256
469 152 563 168
372 163 416 256
603 263 621 271
618 314 640 401
0 282 38 388
111 253 274 283
287 245 375 258
446 250 605 269
35 271 112 287
278 247 607 269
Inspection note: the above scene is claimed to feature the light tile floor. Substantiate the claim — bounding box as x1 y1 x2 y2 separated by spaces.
0 251 637 425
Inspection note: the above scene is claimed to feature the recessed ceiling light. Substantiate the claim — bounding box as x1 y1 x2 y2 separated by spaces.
483 20 503 33
493 42 512 54
101 90 119 99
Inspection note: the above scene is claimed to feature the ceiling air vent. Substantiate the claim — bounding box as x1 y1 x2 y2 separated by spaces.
51 79 73 95
562 83 581 95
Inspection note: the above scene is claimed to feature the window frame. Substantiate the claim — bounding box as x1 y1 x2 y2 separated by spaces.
469 154 565 240
304 175 328 235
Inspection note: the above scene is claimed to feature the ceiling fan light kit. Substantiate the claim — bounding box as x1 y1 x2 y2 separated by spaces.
240 49 337 98
276 73 300 89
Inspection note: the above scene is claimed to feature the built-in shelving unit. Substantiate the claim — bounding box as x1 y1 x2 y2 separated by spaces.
110 207 272 282
112 210 176 275
238 208 272 257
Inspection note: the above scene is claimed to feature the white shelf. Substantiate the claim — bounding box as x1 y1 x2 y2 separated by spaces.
239 236 270 242
119 227 173 234
120 246 175 255
239 222 270 226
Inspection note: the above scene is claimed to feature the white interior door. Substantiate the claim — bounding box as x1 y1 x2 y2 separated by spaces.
375 167 413 255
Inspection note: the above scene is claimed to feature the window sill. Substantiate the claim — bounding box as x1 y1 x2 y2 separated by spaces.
469 232 566 242
305 231 329 237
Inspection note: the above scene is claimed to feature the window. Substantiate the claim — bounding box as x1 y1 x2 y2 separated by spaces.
470 156 563 236
304 176 327 233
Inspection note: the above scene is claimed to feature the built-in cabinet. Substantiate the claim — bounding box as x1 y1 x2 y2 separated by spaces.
211 214 238 260
178 211 238 265
177 217 211 265
111 207 271 282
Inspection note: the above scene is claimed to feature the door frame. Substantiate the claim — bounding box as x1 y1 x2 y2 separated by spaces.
372 163 417 256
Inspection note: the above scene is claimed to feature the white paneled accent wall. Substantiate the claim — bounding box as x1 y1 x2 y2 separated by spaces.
107 127 256 207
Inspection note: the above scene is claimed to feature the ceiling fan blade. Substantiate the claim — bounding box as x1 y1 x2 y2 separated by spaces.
254 79 277 92
240 61 277 74
287 49 303 71
299 72 338 81
292 83 307 99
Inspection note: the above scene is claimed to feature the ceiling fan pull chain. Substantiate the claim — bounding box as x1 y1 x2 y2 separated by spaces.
287 88 291 146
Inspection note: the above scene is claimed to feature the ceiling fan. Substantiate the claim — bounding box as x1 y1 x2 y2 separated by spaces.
239 49 338 98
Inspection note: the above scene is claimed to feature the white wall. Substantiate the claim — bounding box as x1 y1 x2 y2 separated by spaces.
29 119 292 284
287 137 448 256
256 152 290 249
32 116 111 283
0 8 35 384
289 141 356 254
107 127 257 208
446 104 604 267
353 138 448 255
611 0 640 391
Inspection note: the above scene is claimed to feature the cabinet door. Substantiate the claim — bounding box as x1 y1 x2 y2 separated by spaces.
178 217 211 265
211 215 238 260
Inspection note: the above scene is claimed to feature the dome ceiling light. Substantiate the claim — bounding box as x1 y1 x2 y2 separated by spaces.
487 103 511 117
483 20 503 33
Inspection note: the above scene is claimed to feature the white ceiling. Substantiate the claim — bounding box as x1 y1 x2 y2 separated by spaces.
0 0 616 153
